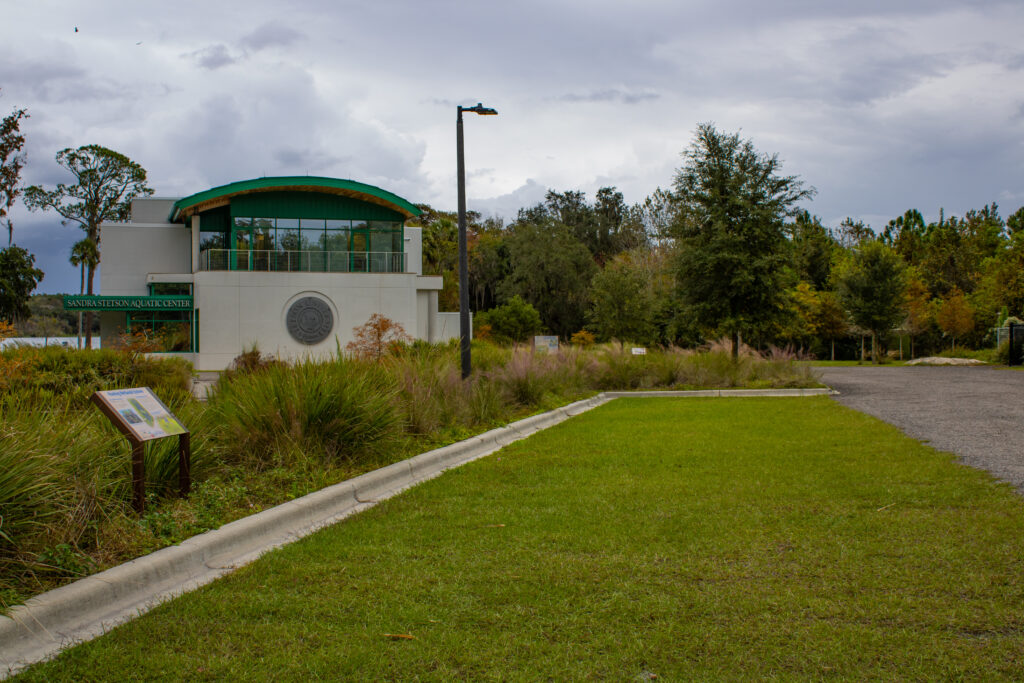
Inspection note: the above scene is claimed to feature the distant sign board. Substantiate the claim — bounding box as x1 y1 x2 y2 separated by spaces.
534 335 559 353
631 347 647 356
93 387 187 442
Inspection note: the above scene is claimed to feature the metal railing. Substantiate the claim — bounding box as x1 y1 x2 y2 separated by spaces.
198 249 407 274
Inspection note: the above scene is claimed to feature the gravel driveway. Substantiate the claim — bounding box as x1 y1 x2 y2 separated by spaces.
820 366 1024 493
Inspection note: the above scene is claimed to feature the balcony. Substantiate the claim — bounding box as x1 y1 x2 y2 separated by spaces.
198 249 407 274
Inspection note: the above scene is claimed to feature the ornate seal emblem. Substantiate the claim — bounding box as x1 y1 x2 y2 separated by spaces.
285 297 334 345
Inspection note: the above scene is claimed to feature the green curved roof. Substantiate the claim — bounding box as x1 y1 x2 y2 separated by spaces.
169 176 421 222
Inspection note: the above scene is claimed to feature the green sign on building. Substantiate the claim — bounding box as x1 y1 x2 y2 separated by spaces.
63 295 194 311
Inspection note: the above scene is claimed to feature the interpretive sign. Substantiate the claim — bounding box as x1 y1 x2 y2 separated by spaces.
533 336 558 353
631 347 647 356
91 387 191 513
95 387 187 441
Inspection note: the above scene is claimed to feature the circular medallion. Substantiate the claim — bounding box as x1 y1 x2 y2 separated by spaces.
285 297 334 345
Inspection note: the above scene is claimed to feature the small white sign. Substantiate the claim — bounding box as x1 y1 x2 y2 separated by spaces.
631 347 647 356
533 335 559 353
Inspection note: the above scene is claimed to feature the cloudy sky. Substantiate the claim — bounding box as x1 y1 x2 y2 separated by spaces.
3 0 1023 293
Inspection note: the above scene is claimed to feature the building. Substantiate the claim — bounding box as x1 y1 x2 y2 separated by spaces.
64 176 460 370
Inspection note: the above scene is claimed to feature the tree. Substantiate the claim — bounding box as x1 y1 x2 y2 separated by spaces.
836 240 907 363
69 238 99 345
69 238 99 295
833 217 874 249
778 282 819 354
973 231 1024 325
935 288 975 351
902 269 933 358
1007 207 1024 236
1 94 29 245
475 295 543 343
587 252 656 345
499 217 596 337
788 211 835 290
917 209 978 296
0 245 44 324
24 145 153 347
635 187 678 245
468 227 509 312
881 209 927 264
346 314 412 360
814 290 848 361
516 187 648 265
670 123 814 358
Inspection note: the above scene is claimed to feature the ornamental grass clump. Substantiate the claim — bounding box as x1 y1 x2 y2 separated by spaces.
585 344 640 389
389 350 466 435
487 347 571 406
206 359 402 469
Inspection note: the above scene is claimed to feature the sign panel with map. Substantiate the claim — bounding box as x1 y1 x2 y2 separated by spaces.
91 387 191 513
93 387 187 441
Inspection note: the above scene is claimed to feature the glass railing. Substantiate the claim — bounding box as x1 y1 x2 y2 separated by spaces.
198 250 407 273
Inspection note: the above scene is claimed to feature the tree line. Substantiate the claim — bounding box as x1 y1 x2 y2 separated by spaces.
413 124 1024 360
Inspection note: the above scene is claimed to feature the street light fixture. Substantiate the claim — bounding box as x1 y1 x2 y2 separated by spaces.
456 102 498 379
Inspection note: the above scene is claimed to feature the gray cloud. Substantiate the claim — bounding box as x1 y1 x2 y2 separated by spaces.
559 89 660 105
469 179 547 220
240 23 304 51
273 147 349 172
187 44 238 70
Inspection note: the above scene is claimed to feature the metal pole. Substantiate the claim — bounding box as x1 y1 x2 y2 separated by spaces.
179 432 192 497
132 441 145 514
457 106 471 379
1010 321 1018 367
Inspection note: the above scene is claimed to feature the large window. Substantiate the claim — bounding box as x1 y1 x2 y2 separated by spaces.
224 216 404 272
129 283 196 351
127 311 193 352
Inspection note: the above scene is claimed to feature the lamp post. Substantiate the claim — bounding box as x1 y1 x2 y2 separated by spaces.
456 102 497 379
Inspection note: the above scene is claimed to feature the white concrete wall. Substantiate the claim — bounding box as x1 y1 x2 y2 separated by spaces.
434 312 466 343
194 271 436 370
415 291 430 339
100 223 192 295
404 226 422 276
129 198 178 224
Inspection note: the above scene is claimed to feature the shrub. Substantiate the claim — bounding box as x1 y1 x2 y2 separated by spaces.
476 297 543 343
0 345 192 408
570 330 596 347
347 314 412 361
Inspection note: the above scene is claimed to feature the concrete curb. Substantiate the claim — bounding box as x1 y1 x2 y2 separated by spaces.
602 388 836 398
0 388 824 676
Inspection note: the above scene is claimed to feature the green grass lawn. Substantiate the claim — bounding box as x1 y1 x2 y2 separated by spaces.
16 398 1024 681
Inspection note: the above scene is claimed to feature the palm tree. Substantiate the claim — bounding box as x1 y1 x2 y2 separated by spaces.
69 238 98 349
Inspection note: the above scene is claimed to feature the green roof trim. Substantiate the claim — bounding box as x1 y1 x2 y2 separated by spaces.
169 176 422 222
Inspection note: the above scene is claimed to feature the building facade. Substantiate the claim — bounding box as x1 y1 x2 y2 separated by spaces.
65 177 460 371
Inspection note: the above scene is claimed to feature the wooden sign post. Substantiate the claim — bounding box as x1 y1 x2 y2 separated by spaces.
91 387 191 513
